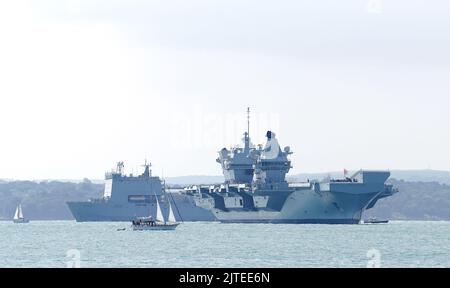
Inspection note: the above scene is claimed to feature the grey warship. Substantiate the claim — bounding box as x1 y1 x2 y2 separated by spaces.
67 161 215 222
183 109 397 223
68 109 397 224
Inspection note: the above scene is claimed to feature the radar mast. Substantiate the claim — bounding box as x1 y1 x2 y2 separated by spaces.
142 159 152 177
244 107 251 152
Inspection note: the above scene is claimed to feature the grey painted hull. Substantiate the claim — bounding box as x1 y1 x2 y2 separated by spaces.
132 223 179 230
67 193 216 222
212 189 380 224
67 165 395 224
68 183 386 224
189 171 395 224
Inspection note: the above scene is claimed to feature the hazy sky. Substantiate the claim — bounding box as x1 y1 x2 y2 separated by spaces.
1 0 449 180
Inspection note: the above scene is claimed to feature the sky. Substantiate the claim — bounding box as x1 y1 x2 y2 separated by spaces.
0 0 449 180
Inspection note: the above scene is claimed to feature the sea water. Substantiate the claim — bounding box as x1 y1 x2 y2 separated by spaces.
1 221 449 268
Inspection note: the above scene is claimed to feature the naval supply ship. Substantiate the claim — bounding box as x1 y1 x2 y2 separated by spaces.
67 161 215 222
67 109 397 224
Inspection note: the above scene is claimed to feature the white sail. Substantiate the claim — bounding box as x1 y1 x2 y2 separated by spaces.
168 201 176 223
155 196 164 223
18 204 24 219
14 205 20 220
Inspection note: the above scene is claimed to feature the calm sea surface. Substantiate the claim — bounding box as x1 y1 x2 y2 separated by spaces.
1 221 449 268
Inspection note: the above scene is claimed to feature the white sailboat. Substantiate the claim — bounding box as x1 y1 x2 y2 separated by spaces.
132 195 179 231
167 199 177 224
13 204 29 224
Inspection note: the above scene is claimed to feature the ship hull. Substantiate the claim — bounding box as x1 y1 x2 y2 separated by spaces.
212 189 380 224
68 189 378 224
132 223 179 230
219 219 360 224
67 171 394 224
13 219 30 224
67 198 362 224
67 193 216 222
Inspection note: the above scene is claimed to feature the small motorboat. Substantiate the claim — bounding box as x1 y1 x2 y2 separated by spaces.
132 194 179 231
13 204 29 224
132 217 179 231
363 217 389 224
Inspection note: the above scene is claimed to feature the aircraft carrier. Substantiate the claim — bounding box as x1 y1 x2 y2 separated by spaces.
67 109 397 224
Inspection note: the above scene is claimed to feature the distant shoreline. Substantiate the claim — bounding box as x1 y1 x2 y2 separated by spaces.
1 219 449 223
3 169 450 185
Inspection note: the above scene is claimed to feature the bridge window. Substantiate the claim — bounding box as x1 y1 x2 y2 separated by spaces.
128 195 154 203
